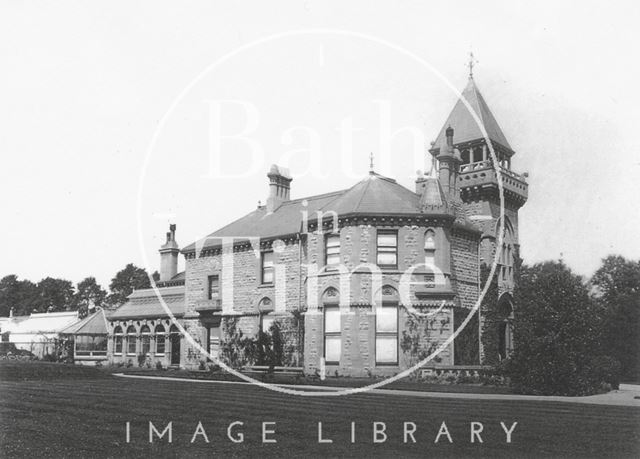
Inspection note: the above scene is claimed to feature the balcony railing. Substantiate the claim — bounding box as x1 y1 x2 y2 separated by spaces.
459 160 527 183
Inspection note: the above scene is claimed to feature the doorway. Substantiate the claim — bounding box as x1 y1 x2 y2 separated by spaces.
170 328 181 365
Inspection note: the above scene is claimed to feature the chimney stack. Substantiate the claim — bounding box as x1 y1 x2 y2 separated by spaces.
266 164 292 213
159 224 180 282
436 126 462 198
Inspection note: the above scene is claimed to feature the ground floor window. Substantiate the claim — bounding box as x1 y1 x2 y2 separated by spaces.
324 307 341 364
260 314 274 334
207 325 221 359
155 325 166 355
75 335 107 356
114 326 123 355
126 326 137 355
375 305 398 365
140 325 151 354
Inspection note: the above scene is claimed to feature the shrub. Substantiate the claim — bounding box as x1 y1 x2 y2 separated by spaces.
126 359 133 368
136 354 146 368
155 361 164 370
504 262 622 396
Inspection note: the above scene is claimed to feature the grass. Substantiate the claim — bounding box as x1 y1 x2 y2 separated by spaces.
1 361 639 458
107 365 514 394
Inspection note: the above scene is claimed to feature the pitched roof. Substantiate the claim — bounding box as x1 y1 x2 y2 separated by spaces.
182 172 457 253
60 309 109 335
109 286 185 320
433 78 512 152
4 311 80 335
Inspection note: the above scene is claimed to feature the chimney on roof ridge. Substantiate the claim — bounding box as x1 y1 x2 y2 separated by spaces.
159 223 180 282
266 164 292 213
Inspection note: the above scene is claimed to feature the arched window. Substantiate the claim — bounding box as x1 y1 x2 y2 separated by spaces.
113 326 123 355
424 229 436 267
140 325 151 355
461 149 470 165
375 286 399 365
126 325 137 355
155 325 166 355
498 295 515 360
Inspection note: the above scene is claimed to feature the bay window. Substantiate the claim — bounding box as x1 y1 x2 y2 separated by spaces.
375 305 398 365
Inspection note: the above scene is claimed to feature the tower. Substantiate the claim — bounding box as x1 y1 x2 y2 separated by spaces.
429 74 528 295
429 71 528 361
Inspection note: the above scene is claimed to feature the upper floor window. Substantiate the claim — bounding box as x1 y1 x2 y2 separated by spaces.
376 230 398 268
261 251 274 284
325 234 340 266
207 275 220 300
424 229 436 267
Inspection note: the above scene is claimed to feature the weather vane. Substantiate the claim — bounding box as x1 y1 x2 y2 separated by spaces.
369 152 374 171
468 51 478 79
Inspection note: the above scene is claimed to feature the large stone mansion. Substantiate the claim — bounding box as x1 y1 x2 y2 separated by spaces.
107 74 528 376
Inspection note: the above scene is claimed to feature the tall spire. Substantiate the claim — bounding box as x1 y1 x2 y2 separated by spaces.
431 77 513 153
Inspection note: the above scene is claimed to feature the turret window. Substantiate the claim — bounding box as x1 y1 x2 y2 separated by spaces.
375 305 398 365
325 234 340 266
324 307 341 364
376 231 398 268
424 229 436 267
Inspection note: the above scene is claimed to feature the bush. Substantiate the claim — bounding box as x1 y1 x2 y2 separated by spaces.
136 354 146 368
155 361 164 370
504 262 622 396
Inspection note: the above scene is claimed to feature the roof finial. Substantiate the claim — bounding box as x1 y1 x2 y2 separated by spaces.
369 152 374 172
467 51 478 79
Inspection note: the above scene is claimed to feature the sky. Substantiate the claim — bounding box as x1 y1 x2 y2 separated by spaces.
1 0 639 290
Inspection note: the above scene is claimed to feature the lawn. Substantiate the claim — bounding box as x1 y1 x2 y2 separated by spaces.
1 362 639 458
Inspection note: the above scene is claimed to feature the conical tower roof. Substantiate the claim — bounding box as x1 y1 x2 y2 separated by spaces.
433 78 512 153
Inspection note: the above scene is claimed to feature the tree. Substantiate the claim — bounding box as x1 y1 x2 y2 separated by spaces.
0 275 39 316
591 256 640 381
107 264 152 307
73 277 107 318
504 261 620 396
33 277 75 313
